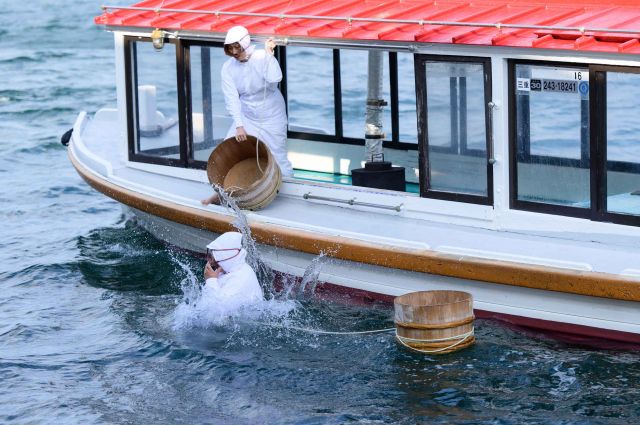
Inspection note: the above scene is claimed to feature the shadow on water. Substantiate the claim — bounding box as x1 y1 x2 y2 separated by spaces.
75 219 187 295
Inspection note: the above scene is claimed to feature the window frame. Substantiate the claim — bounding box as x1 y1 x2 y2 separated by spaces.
508 59 592 219
181 39 227 170
280 47 419 151
414 54 494 206
124 36 188 167
509 60 640 227
591 64 640 227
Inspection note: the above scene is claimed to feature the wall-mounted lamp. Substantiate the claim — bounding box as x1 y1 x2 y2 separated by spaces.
151 28 164 51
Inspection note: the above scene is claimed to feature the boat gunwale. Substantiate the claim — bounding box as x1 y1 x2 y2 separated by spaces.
69 147 640 303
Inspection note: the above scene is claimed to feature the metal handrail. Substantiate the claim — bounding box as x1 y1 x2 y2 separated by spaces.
101 5 640 37
303 192 403 212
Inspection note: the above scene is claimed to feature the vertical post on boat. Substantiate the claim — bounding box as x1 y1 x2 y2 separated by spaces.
459 76 467 153
516 68 531 159
201 47 213 144
365 50 385 161
352 50 405 191
580 97 589 165
450 77 459 153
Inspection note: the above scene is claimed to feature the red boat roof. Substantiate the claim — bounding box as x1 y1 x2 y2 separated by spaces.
96 0 640 54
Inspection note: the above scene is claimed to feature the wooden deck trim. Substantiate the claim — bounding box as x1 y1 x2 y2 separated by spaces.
70 149 640 302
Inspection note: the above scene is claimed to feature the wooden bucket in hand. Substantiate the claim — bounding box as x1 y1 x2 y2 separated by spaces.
207 136 282 210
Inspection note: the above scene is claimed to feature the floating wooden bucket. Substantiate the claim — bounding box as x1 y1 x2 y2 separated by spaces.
207 136 282 210
394 290 475 355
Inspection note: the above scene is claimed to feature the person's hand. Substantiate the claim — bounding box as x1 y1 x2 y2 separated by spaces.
200 193 220 206
204 262 223 279
235 126 247 142
265 38 276 56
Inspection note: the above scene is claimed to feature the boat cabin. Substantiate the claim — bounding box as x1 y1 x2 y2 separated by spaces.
96 0 640 229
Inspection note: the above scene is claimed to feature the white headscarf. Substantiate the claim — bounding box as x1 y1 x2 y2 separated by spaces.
206 232 248 273
224 26 251 50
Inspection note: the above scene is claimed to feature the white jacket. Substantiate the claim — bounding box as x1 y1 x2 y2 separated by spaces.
203 233 263 307
221 46 293 176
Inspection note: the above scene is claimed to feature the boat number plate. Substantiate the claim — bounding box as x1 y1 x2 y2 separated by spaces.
517 78 584 94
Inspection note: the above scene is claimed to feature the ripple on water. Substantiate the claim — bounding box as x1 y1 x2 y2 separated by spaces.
4 2 640 421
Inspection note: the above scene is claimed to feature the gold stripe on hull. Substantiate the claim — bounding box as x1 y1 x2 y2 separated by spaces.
69 149 640 302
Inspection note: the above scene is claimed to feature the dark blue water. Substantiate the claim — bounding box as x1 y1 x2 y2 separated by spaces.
2 2 640 424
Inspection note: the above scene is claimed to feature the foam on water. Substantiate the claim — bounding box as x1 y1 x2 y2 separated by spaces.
170 248 298 331
171 189 322 331
170 190 336 335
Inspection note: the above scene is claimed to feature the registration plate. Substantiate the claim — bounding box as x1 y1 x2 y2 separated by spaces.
531 79 577 93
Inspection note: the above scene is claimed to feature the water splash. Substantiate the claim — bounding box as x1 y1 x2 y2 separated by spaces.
170 252 201 307
214 184 276 297
172 185 336 331
280 251 330 300
170 244 300 331
213 184 336 302
172 184 346 334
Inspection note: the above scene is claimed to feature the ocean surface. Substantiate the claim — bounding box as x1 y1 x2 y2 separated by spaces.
2 2 640 424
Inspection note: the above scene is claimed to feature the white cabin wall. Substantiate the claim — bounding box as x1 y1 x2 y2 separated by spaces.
114 32 128 163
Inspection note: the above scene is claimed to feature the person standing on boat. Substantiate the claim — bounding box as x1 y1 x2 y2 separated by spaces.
202 231 263 308
222 26 292 174
201 25 293 206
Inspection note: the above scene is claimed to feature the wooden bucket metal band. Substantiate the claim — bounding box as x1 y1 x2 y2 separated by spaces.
395 315 475 330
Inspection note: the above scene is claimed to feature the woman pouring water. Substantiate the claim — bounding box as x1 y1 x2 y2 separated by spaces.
201 26 293 205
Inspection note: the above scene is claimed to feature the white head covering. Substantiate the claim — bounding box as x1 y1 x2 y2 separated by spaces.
224 26 251 50
206 232 248 273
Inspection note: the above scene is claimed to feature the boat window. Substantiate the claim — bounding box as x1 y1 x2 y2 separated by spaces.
340 49 391 140
189 44 229 163
128 40 181 162
604 71 640 217
281 47 418 192
286 46 335 136
512 63 590 208
415 56 493 204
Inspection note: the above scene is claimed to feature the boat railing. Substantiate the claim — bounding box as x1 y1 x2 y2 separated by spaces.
303 192 403 212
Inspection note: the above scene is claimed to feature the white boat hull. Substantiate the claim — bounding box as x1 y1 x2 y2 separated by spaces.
125 205 640 345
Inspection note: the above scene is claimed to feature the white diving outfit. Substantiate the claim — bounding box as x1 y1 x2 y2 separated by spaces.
221 27 294 176
202 232 263 310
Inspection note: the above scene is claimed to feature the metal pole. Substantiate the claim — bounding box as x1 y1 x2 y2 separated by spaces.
365 50 385 161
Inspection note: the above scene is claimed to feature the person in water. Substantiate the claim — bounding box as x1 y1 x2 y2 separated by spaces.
202 231 263 306
201 25 292 206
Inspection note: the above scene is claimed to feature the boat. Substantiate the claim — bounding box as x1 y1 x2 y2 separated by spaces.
68 0 640 345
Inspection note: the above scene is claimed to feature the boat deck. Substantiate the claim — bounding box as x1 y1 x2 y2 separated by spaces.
76 109 640 278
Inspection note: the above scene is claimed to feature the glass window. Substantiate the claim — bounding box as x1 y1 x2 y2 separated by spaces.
340 49 391 140
133 41 180 159
605 72 640 216
423 60 488 197
189 45 230 162
397 53 417 144
514 64 590 207
286 47 335 135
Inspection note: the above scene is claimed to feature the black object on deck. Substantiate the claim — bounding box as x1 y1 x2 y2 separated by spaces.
351 161 405 191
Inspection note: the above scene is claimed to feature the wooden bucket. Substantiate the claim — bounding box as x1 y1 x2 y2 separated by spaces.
207 136 282 211
394 290 475 355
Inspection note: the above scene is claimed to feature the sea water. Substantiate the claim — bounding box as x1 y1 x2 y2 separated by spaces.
2 2 640 424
